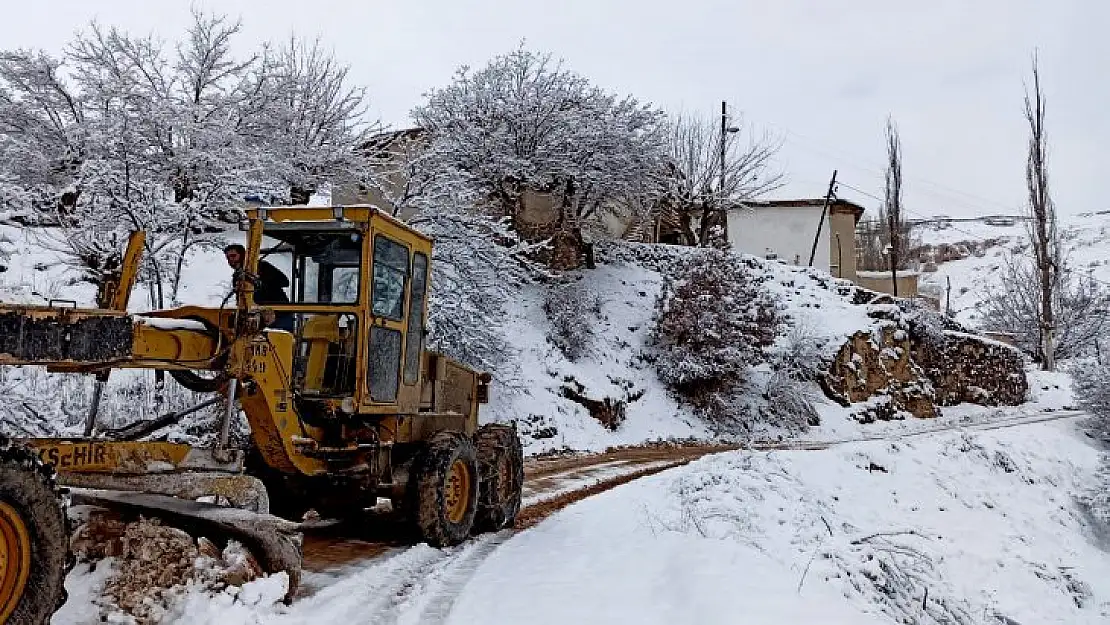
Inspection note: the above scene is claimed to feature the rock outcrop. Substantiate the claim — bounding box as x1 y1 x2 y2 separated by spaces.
821 318 939 421
820 299 1028 422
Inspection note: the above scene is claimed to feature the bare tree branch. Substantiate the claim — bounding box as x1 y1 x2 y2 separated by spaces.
666 110 784 246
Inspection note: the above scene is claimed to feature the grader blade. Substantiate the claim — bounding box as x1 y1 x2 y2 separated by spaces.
68 488 304 603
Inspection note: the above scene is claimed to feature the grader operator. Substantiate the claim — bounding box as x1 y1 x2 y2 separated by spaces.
0 205 524 624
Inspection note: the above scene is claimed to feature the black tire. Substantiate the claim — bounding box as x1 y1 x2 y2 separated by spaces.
407 432 479 547
0 437 72 625
472 424 524 533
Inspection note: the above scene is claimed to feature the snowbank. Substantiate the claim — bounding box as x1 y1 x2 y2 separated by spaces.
450 418 1110 624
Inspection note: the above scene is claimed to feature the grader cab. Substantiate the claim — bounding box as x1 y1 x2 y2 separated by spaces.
0 206 523 624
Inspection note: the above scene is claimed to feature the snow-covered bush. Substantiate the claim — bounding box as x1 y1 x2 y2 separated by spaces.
760 372 821 430
1070 361 1110 444
1069 361 1110 527
543 278 603 361
770 318 829 383
651 249 783 430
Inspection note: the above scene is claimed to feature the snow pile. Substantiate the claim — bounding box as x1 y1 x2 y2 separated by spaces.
64 515 288 624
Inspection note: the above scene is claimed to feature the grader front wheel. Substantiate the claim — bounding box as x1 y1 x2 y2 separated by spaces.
0 439 71 625
409 432 479 547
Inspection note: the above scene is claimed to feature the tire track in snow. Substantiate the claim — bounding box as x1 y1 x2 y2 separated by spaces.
375 531 513 625
275 545 449 623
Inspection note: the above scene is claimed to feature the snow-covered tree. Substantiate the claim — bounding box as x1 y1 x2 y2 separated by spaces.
412 46 668 267
979 255 1110 362
250 36 377 204
1023 53 1061 371
0 48 86 220
0 10 374 305
666 107 783 247
409 200 542 379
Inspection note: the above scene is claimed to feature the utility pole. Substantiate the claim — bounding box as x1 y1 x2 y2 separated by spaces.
695 101 744 247
720 100 728 207
808 170 838 267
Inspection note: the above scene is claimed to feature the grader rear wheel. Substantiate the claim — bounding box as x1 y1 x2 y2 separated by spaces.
408 432 479 547
0 439 71 625
472 424 524 533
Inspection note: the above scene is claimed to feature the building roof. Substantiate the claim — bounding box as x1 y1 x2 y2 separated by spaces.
734 198 866 222
358 127 428 157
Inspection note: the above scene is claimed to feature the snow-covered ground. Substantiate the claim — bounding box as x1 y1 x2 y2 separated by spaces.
51 370 1110 624
451 415 1109 624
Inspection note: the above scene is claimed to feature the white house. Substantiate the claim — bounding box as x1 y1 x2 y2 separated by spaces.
725 198 865 280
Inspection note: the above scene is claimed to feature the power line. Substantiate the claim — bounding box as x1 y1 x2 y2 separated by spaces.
838 180 1018 243
836 181 883 204
840 179 1110 291
766 119 1025 216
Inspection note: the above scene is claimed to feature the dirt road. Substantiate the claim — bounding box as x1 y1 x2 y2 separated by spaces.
299 443 731 575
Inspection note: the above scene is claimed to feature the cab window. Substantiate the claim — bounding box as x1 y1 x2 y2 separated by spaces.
372 236 409 320
403 253 429 385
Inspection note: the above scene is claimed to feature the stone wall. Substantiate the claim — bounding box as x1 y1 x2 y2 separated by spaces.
912 330 1028 406
820 302 1028 422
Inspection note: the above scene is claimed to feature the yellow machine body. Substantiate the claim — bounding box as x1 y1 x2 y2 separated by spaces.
0 205 489 480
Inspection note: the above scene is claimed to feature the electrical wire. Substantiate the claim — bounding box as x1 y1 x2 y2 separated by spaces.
768 121 1025 216
838 180 1024 243
840 180 1110 291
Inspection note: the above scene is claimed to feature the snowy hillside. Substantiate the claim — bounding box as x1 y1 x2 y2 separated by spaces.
0 224 921 454
913 211 1110 328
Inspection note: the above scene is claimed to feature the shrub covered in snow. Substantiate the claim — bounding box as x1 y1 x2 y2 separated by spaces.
769 318 829 383
543 278 603 361
650 249 784 431
759 372 821 430
1069 361 1110 526
1070 361 1110 444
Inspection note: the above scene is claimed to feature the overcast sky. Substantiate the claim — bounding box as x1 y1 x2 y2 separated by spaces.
5 0 1105 219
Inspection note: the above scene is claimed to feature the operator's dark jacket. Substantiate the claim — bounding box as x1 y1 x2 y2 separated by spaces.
253 260 290 305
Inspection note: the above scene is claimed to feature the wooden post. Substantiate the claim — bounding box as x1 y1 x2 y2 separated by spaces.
808 170 838 267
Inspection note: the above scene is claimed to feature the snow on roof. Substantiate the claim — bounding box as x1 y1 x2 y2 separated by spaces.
855 270 920 278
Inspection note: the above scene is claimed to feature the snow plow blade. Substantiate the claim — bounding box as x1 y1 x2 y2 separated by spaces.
68 488 304 602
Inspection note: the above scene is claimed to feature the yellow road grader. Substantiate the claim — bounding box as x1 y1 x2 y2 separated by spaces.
0 206 524 623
